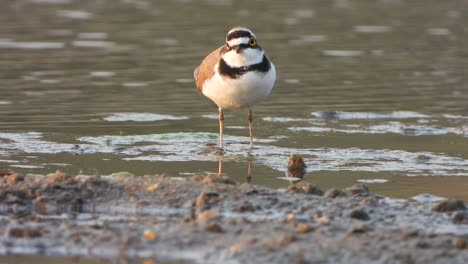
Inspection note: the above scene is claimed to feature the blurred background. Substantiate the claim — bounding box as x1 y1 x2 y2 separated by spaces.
0 0 467 200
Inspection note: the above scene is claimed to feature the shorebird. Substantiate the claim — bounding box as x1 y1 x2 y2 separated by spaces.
194 27 276 149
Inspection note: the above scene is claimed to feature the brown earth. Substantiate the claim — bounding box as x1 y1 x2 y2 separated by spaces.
0 171 467 263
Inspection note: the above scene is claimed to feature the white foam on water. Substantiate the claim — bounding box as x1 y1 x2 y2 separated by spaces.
30 0 71 3
411 193 446 203
90 71 115 78
103 113 189 122
427 28 451 36
71 41 114 48
354 25 393 33
311 111 430 120
121 82 147 88
57 10 93 20
357 179 388 183
0 40 65 50
78 32 108 39
47 29 73 37
322 50 364 57
263 117 309 122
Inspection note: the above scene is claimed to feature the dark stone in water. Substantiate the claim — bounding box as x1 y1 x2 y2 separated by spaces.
349 209 370 221
432 199 466 212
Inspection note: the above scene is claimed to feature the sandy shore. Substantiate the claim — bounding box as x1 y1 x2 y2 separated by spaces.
0 171 467 263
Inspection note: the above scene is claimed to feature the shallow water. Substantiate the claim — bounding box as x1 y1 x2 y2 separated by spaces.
1 0 468 200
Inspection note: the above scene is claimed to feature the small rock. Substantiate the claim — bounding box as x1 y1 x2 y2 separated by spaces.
287 154 307 170
296 223 313 233
401 229 419 240
412 240 430 249
287 154 307 179
5 173 25 185
286 213 296 223
348 223 369 234
345 184 369 196
261 233 296 249
196 210 219 222
452 238 466 249
452 211 468 224
146 184 158 192
143 230 158 241
287 181 323 196
201 175 236 185
314 213 331 224
230 242 246 256
195 192 207 208
233 201 257 212
324 188 345 198
349 209 370 221
432 199 466 212
195 192 221 209
9 227 42 238
361 196 379 206
205 223 223 233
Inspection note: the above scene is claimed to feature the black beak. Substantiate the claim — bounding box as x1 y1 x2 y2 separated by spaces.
236 45 243 54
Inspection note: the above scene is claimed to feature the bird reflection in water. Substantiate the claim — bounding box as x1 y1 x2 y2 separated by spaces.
217 153 253 184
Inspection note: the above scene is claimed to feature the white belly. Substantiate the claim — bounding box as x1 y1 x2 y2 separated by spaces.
202 64 276 110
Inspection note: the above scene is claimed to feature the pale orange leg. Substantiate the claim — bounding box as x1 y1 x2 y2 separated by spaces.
248 109 253 147
219 108 224 149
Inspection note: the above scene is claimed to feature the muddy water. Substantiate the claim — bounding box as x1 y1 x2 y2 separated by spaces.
0 0 467 200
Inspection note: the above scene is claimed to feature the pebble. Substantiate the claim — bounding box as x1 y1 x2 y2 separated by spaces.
452 238 466 249
205 223 224 233
324 188 345 198
146 184 158 192
196 210 219 222
143 230 158 241
296 223 313 233
432 199 466 212
345 184 369 196
201 175 236 185
349 209 370 221
348 224 369 234
287 154 307 178
452 211 467 224
195 192 207 208
287 181 323 196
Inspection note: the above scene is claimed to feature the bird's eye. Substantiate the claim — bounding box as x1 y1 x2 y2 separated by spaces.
249 37 256 46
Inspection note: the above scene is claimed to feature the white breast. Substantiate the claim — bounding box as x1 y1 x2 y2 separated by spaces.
202 62 276 110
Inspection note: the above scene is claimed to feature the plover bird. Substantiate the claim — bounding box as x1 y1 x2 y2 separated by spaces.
194 27 276 149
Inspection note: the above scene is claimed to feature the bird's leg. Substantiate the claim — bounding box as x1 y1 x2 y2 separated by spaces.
248 109 253 147
218 158 223 176
219 108 224 149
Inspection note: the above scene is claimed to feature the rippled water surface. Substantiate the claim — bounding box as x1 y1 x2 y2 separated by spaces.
1 0 468 200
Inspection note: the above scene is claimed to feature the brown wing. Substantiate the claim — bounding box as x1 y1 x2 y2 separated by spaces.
194 45 224 93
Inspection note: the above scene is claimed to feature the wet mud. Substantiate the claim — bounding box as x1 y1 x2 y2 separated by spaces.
0 171 467 263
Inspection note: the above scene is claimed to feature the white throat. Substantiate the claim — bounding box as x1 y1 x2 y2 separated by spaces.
221 48 264 68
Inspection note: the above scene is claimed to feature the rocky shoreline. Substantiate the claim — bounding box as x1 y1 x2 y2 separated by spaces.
0 171 467 263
